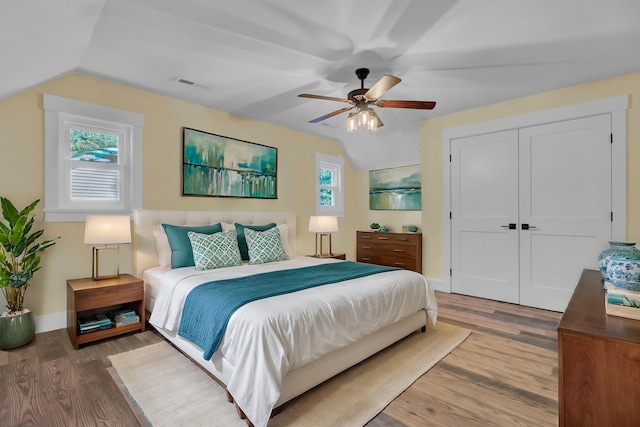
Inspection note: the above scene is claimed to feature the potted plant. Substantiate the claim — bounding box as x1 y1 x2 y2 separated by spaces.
369 222 381 232
0 197 58 349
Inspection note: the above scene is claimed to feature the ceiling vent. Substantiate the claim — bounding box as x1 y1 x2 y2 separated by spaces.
173 76 212 90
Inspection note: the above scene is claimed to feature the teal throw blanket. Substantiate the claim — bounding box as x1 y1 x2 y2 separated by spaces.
178 261 397 360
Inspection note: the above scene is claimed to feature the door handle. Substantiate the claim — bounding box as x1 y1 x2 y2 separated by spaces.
500 223 517 229
521 224 537 230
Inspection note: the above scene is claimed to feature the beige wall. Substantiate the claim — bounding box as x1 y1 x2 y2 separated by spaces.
420 71 640 281
5 70 639 327
0 72 357 327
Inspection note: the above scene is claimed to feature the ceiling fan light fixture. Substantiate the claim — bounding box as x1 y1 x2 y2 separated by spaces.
367 114 378 132
357 107 369 127
346 113 357 132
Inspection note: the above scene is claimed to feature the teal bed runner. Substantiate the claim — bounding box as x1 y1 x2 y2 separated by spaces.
178 261 397 360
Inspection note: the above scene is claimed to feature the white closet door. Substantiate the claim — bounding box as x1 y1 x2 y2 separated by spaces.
451 130 520 302
518 115 612 311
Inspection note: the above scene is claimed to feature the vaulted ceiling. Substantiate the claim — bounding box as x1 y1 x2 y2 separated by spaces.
3 0 640 170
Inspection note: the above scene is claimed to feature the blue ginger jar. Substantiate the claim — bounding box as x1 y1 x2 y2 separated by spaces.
607 255 640 292
598 242 640 281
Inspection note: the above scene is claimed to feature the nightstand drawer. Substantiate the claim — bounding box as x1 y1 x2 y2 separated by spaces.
74 283 143 311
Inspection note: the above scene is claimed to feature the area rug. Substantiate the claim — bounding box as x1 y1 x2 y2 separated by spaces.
108 322 470 427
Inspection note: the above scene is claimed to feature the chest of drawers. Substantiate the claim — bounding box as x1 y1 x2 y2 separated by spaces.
356 231 422 273
558 269 640 426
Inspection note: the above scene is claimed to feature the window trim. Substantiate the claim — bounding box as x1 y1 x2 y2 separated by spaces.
315 153 344 217
43 94 143 222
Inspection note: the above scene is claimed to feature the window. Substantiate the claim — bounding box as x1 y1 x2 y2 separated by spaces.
315 153 344 217
43 94 143 222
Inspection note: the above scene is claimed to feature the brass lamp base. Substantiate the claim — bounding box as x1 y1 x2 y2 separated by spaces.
92 245 120 280
313 233 334 257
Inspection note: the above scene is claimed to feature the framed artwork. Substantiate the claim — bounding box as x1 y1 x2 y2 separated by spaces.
369 164 421 210
182 128 277 199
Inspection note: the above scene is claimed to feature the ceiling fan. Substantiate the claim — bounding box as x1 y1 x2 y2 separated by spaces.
298 68 436 132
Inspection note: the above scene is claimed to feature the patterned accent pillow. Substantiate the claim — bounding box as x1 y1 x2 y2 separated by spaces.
244 227 289 265
234 223 277 260
187 230 243 270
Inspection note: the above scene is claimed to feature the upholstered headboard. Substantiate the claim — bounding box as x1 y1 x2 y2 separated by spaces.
132 209 297 278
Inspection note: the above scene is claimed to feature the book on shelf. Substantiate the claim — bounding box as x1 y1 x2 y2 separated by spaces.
107 308 138 319
115 316 140 327
114 313 138 322
604 283 640 320
78 314 112 330
79 323 113 334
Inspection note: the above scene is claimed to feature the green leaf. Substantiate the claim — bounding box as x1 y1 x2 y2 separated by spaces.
18 199 39 217
0 269 9 287
9 215 27 246
8 271 30 288
25 229 44 248
0 222 9 247
23 216 34 236
0 197 19 226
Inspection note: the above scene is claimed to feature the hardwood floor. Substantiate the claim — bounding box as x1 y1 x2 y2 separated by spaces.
0 291 562 426
368 292 562 427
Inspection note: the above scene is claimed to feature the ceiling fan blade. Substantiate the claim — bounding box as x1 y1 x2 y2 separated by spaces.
364 75 401 100
309 106 354 123
375 100 436 110
298 94 352 104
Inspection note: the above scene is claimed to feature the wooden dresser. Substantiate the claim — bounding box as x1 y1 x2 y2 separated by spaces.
557 269 640 426
356 231 422 273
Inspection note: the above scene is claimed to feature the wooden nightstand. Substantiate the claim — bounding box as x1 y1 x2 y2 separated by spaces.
307 253 346 260
67 274 145 349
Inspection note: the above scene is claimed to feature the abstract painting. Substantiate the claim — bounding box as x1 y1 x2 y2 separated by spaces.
369 164 421 210
182 128 277 199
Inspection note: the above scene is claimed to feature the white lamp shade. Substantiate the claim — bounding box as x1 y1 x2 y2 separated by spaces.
84 215 132 245
309 216 339 233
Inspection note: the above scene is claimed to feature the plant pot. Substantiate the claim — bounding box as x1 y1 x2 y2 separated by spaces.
0 310 36 350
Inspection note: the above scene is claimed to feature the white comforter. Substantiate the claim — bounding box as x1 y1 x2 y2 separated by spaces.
149 256 438 427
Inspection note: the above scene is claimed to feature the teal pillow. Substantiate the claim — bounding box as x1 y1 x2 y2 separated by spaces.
162 223 222 268
235 222 276 260
245 227 288 265
188 230 243 270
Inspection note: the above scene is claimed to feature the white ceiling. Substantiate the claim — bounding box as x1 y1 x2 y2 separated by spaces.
3 0 640 171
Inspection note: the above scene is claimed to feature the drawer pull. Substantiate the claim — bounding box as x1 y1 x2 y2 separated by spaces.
361 235 372 239
394 249 405 253
394 262 405 266
377 237 390 240
362 246 372 249
396 238 409 241
361 257 372 261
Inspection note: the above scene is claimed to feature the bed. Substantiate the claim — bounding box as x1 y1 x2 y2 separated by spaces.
133 209 438 427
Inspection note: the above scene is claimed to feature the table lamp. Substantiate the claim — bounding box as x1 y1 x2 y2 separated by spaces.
309 216 338 257
84 215 132 280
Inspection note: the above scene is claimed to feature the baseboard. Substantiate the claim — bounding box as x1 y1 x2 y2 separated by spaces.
35 311 66 334
427 279 449 293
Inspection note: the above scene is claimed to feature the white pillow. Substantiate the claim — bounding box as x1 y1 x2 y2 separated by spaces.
276 223 295 257
221 222 235 232
153 225 172 267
